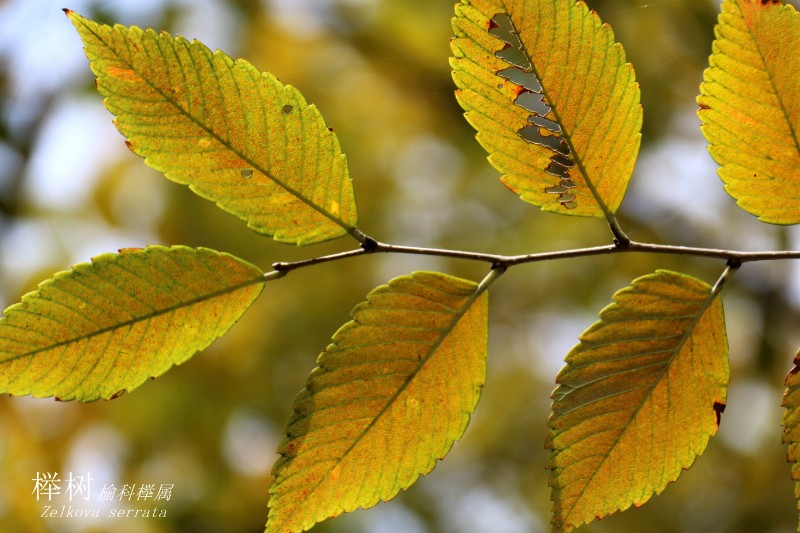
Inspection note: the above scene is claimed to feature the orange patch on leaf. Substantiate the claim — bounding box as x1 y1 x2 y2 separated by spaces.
106 67 143 83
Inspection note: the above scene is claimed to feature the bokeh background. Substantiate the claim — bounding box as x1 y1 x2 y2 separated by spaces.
1 0 800 531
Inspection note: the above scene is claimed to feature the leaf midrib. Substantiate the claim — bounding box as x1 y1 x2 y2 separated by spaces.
0 275 265 366
504 1 616 219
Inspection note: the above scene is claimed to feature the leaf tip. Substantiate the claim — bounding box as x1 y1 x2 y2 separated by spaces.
786 350 800 384
62 7 83 25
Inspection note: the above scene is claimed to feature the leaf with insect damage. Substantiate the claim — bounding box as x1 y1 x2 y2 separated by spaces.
698 0 800 224
67 10 358 245
547 270 729 532
451 0 642 217
267 271 488 533
0 246 264 402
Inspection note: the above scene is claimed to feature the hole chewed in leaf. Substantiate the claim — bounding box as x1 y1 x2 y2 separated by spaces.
496 46 530 70
491 13 577 210
281 104 294 115
241 169 254 180
515 91 550 116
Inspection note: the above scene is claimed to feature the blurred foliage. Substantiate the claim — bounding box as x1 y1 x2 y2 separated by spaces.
0 0 799 532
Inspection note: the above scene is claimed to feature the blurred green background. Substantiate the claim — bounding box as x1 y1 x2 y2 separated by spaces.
1 0 800 531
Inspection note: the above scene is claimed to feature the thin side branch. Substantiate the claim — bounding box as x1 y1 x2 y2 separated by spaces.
711 260 742 297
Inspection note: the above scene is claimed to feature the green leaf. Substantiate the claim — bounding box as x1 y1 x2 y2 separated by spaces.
547 270 729 532
451 0 642 217
66 10 359 245
267 271 488 533
698 0 800 224
0 246 264 402
782 351 800 531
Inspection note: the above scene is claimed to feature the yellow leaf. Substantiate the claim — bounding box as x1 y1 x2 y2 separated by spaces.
0 246 264 402
698 0 800 224
267 272 488 533
547 270 729 532
451 0 642 217
782 351 800 531
67 10 358 245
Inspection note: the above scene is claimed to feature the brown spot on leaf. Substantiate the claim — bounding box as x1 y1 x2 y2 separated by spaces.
713 401 726 427
283 440 299 455
109 389 126 400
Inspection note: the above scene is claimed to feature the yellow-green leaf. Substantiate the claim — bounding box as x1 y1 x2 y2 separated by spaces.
0 246 264 402
781 351 800 531
451 0 642 217
698 0 800 224
547 270 729 532
67 10 358 245
267 271 488 533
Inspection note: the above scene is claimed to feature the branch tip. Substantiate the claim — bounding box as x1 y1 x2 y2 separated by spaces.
263 270 288 282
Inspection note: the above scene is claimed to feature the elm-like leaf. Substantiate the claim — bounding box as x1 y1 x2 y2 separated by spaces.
698 0 800 224
267 271 488 533
782 351 800 531
547 270 729 532
67 10 358 245
0 246 264 402
451 0 642 217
